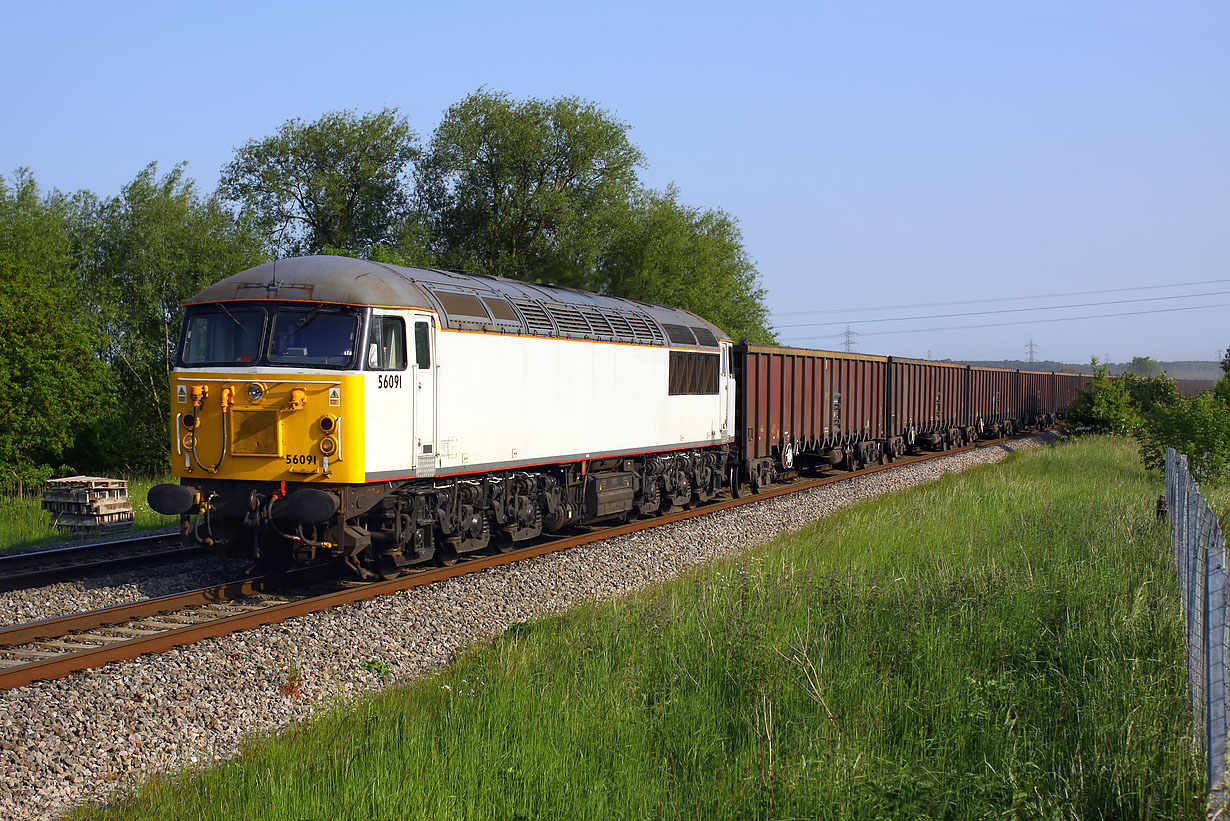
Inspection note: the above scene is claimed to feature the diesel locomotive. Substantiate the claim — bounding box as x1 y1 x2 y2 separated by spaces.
148 256 1085 578
148 256 735 578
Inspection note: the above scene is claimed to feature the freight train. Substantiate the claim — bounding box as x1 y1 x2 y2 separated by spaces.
148 256 1087 578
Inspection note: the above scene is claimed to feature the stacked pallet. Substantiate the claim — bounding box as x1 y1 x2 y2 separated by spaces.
41 476 134 537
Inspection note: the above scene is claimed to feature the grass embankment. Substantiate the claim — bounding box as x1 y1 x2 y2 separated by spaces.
0 476 178 552
86 437 1204 819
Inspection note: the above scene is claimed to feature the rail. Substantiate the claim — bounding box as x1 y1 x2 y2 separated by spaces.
0 432 1038 690
0 531 196 592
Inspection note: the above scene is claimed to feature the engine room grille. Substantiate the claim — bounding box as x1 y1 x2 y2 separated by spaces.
510 299 555 335
624 313 664 344
690 326 719 347
231 410 281 455
579 307 614 338
668 351 720 395
605 312 636 338
546 304 592 337
663 323 697 346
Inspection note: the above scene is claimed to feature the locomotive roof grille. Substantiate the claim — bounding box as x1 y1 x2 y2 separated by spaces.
510 299 556 335
690 326 719 347
624 313 665 344
579 307 615 338
663 323 698 346
546 304 592 337
186 257 727 349
605 312 636 339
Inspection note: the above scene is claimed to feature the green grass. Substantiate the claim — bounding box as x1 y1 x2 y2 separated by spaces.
82 438 1204 819
0 475 178 552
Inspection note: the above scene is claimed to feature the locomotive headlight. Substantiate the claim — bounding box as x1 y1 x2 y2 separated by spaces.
182 433 196 450
319 436 338 456
319 415 338 433
183 414 196 429
246 382 265 403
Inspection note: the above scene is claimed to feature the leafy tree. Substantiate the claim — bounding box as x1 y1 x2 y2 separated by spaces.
0 170 102 488
1118 372 1179 416
1136 392 1230 484
75 163 265 472
1066 359 1137 435
220 108 418 257
417 90 644 287
1215 374 1230 408
1221 346 1230 376
600 187 774 343
1124 355 1163 377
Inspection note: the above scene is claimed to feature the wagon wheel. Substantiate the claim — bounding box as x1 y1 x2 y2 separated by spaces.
729 465 743 499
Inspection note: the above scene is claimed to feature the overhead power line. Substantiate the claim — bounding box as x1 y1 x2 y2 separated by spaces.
774 289 1230 329
781 301 1230 343
773 277 1230 318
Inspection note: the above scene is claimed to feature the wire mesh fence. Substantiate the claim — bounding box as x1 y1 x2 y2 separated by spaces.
1166 447 1229 792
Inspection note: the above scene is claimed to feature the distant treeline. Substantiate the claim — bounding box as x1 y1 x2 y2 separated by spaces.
953 358 1223 380
0 92 774 487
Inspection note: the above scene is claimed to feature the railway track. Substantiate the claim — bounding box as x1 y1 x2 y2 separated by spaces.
0 531 199 592
0 433 1035 690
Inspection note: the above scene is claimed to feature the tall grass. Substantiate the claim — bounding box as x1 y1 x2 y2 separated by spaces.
0 475 178 552
83 437 1204 819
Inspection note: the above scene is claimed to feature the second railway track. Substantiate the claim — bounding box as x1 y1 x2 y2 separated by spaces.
0 532 200 592
0 433 1037 690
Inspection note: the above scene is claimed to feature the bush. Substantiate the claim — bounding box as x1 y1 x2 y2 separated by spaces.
1066 360 1138 435
1136 391 1230 484
1120 372 1180 415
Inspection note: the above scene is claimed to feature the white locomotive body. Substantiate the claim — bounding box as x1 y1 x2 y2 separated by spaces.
150 256 736 577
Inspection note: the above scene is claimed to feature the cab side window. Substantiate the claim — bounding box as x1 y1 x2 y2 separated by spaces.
367 315 407 370
414 321 431 370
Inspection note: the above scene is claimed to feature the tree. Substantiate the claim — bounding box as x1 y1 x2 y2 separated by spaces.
600 187 774 343
1119 372 1179 416
417 90 644 287
1136 392 1230 484
220 108 418 257
0 170 102 488
1066 358 1137 435
1221 346 1229 376
77 163 265 472
1124 355 1163 377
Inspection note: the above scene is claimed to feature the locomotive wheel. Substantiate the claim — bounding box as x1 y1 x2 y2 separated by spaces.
376 556 404 581
490 532 517 554
434 540 460 567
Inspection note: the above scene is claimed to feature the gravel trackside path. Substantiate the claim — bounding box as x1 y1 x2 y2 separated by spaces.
0 434 1056 820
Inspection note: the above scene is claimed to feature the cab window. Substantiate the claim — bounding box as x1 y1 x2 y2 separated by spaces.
267 307 359 368
367 315 407 370
414 321 431 369
181 307 265 365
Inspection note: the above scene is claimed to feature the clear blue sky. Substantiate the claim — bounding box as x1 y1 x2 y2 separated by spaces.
3 1 1226 363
